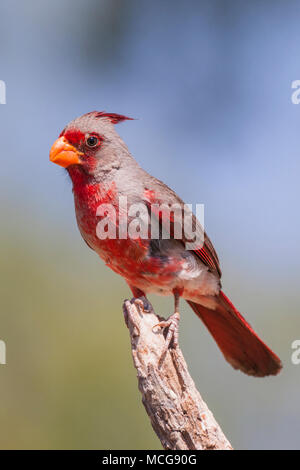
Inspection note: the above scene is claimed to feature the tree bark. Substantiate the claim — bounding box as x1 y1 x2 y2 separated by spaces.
123 298 233 451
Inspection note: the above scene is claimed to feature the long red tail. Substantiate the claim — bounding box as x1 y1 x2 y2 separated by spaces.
187 291 282 377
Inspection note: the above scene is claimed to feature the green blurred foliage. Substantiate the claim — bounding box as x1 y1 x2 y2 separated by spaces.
0 207 160 449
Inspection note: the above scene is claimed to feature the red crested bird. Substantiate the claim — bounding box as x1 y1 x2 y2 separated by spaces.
50 111 282 377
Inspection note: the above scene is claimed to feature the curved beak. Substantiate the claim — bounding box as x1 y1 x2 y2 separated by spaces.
49 136 83 168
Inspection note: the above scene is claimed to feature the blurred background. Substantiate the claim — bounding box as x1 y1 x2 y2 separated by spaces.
0 0 300 450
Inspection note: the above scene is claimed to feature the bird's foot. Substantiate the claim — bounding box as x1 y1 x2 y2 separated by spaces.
133 296 152 313
153 311 180 367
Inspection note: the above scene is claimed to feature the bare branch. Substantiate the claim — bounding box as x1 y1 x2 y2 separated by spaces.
123 298 233 450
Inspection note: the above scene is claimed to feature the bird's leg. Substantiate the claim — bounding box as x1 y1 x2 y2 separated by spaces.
128 284 152 313
153 291 181 365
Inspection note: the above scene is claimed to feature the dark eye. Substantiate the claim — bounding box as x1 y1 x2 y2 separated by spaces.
86 135 100 148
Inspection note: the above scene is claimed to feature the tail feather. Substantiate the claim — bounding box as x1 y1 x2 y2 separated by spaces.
187 291 282 377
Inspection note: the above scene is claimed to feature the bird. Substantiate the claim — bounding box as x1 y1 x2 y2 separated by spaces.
49 111 282 377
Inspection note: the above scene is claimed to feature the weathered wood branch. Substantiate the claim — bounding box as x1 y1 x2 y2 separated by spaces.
123 298 233 451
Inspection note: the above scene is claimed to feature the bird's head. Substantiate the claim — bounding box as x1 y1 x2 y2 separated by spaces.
50 111 134 181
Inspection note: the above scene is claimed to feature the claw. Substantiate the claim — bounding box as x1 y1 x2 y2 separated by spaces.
152 320 171 332
133 296 152 313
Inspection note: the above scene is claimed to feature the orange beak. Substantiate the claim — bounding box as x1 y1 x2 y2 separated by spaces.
49 136 83 168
